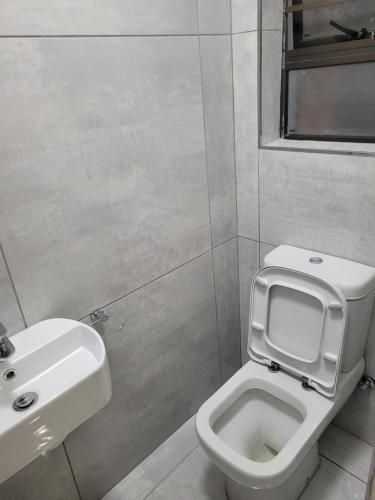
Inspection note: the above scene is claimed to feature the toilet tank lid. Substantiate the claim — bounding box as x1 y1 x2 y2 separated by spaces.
264 246 375 300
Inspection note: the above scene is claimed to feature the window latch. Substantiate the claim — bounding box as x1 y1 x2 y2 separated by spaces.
330 19 373 41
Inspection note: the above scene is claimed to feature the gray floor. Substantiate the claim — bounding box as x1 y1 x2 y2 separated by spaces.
103 415 372 500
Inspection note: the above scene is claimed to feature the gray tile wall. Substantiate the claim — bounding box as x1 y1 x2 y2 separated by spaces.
234 0 375 448
0 3 240 499
0 245 25 335
233 31 259 240
212 238 241 382
65 253 220 500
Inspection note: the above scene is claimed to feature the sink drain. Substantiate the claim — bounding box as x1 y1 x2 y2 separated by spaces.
13 392 38 412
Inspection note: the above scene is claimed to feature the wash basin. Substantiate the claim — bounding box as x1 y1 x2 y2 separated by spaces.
0 318 111 483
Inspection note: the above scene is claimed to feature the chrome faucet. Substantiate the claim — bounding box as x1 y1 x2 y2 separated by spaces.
0 322 15 361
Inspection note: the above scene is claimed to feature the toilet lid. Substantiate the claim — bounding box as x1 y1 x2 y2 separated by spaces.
248 266 348 397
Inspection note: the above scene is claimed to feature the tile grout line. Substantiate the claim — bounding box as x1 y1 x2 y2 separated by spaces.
229 0 239 244
0 242 28 329
142 443 201 500
320 453 368 485
63 442 83 500
110 411 198 499
332 421 375 449
210 249 224 385
0 33 236 39
257 0 262 269
79 236 238 327
197 10 224 385
197 37 214 251
229 0 243 368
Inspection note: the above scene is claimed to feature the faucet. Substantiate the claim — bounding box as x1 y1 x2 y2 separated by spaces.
0 322 15 361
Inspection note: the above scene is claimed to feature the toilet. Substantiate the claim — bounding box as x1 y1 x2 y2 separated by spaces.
196 245 375 500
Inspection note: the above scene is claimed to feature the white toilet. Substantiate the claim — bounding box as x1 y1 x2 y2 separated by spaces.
196 245 375 500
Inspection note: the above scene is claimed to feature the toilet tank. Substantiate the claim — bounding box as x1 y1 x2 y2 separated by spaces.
263 246 375 373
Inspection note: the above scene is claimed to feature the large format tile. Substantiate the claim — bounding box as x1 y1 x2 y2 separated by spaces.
0 445 79 500
300 456 367 500
232 0 258 33
233 32 259 240
259 149 375 267
319 425 373 483
147 446 227 500
261 30 283 145
213 238 241 382
260 241 276 265
238 237 259 363
103 416 198 500
64 253 220 500
262 0 283 30
0 1 198 35
198 0 231 34
238 241 274 364
0 37 210 325
200 36 237 247
137 443 367 500
334 387 375 446
0 245 25 335
367 455 375 499
364 307 375 380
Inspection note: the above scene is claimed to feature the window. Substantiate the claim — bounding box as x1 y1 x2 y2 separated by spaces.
281 0 375 142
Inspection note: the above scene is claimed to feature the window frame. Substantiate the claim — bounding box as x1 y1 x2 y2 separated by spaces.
281 0 375 143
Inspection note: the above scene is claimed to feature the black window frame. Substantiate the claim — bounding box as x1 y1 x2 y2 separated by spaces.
281 0 375 143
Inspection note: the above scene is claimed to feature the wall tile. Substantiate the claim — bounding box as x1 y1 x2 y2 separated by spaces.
0 1 198 36
103 416 198 500
365 308 375 380
238 240 274 365
200 36 237 247
64 253 220 500
262 0 283 31
367 454 375 499
232 0 258 34
0 245 25 335
233 32 259 240
238 237 259 363
0 37 211 325
260 241 276 265
260 149 375 267
213 238 241 382
261 30 282 145
198 0 231 34
0 445 79 500
334 387 375 446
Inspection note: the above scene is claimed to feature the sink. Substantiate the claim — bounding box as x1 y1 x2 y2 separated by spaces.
0 318 112 483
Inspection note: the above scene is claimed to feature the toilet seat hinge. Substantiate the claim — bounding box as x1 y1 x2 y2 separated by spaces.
301 377 314 391
268 361 280 373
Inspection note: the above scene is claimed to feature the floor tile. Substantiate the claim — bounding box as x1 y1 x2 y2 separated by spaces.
300 457 367 500
319 425 373 483
103 416 199 500
146 447 227 500
104 426 369 500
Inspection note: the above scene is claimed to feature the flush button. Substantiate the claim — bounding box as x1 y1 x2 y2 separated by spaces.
309 257 323 264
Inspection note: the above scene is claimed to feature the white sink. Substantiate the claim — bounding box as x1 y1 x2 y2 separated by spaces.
0 318 112 483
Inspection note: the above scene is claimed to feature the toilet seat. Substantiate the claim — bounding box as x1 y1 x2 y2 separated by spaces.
249 267 348 397
195 359 364 490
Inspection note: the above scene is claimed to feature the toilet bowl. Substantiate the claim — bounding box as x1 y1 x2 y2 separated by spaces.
196 358 363 499
196 245 375 500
